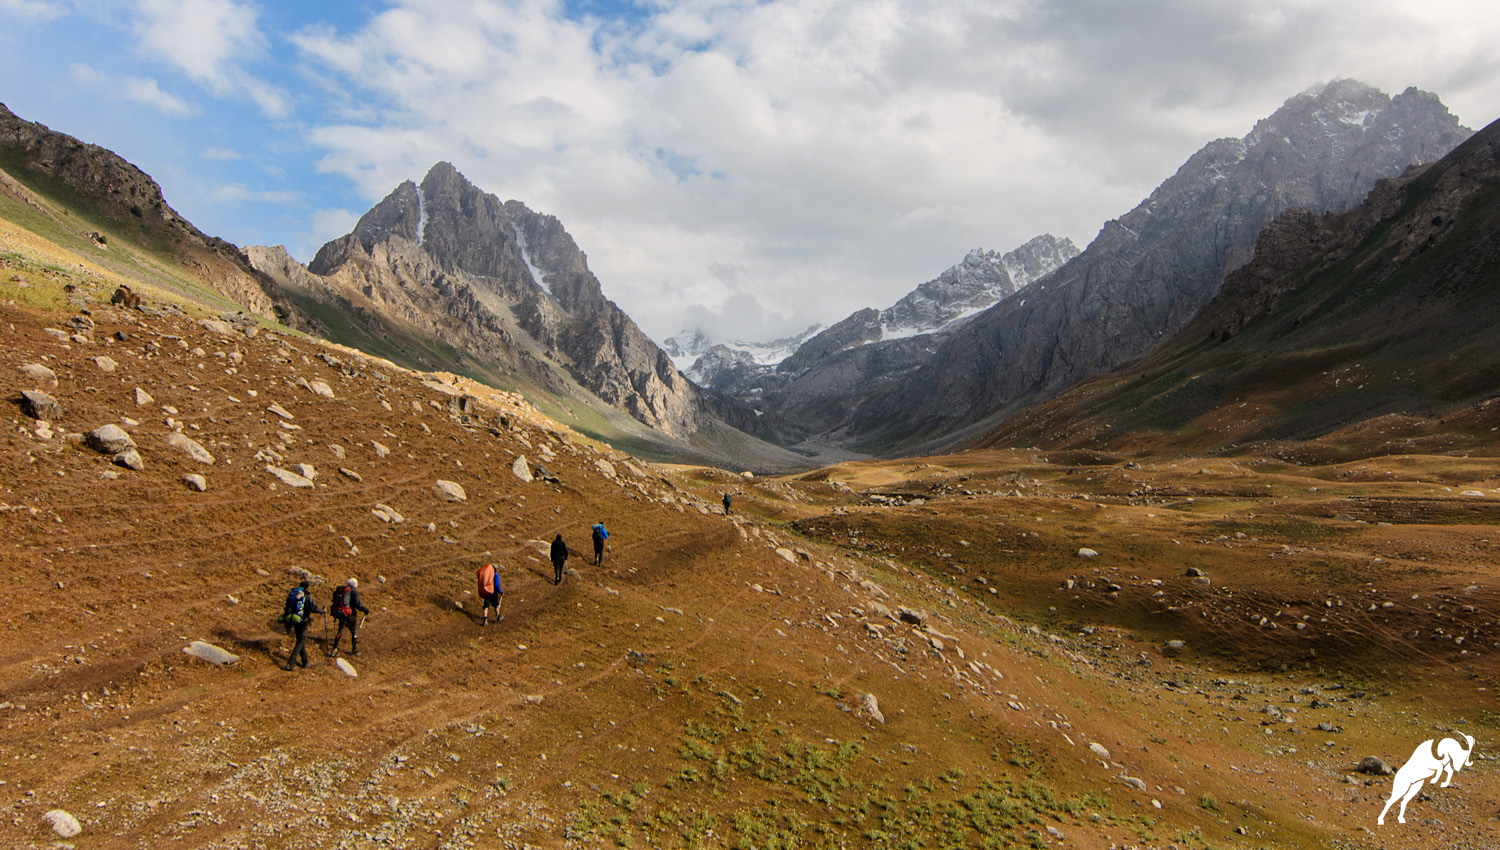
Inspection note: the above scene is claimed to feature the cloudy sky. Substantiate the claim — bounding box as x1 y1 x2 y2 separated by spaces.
3 1 1498 343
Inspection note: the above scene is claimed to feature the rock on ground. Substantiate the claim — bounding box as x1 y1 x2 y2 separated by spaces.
86 424 136 454
512 455 533 482
43 809 81 838
182 474 208 492
20 390 62 421
434 480 467 501
183 641 239 665
166 432 215 465
114 449 144 471
266 465 314 488
335 658 358 677
19 362 58 388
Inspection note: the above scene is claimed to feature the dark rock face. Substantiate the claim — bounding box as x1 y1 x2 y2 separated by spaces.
848 81 1473 451
0 102 299 323
289 162 734 438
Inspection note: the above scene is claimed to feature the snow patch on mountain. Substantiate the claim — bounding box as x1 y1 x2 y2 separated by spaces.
512 226 549 292
664 325 823 377
416 184 428 245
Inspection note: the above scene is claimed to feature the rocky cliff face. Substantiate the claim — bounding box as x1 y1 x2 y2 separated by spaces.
692 234 1078 443
847 80 1473 452
284 162 736 439
0 102 296 322
982 114 1500 455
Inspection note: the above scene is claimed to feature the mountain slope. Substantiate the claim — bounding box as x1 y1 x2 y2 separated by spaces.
980 113 1500 458
847 81 1474 453
253 163 808 470
0 102 299 323
693 236 1079 444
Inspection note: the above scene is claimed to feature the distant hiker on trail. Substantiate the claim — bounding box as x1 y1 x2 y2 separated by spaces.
329 578 369 657
722 492 733 515
551 533 569 584
591 522 609 566
281 580 323 671
477 562 504 625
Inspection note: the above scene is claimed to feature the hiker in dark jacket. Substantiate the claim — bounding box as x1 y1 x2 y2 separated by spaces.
722 492 733 515
551 534 569 584
329 578 370 657
283 580 324 671
591 522 609 566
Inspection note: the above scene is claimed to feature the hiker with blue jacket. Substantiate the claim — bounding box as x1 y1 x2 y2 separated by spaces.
282 580 324 671
591 522 609 566
329 578 369 657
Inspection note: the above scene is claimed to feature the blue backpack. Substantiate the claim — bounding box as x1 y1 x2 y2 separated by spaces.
592 524 608 544
281 587 306 625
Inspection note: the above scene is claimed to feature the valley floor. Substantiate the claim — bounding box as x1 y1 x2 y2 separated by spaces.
2 261 1499 849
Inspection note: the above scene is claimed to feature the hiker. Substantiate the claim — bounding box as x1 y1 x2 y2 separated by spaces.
329 578 369 657
591 521 609 566
477 562 504 625
722 492 733 515
551 533 569 584
281 579 323 671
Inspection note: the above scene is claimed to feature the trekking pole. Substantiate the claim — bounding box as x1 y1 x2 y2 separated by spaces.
322 612 329 656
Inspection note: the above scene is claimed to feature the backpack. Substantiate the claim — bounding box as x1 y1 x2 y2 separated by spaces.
592 525 607 544
281 587 305 626
332 585 353 619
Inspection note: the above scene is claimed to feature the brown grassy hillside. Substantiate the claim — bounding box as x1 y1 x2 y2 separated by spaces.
4 232 1500 849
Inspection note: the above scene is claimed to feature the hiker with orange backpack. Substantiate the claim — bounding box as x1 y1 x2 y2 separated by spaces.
329 578 369 657
477 562 504 625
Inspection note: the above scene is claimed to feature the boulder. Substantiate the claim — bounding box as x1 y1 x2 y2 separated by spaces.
775 547 798 564
339 468 363 483
1185 567 1206 577
512 455 533 482
267 402 294 420
308 380 335 399
135 387 153 406
182 474 208 492
198 318 234 335
372 441 390 458
371 504 405 524
113 449 144 471
855 692 884 724
434 480 467 501
898 607 929 626
93 355 118 373
266 465 314 488
19 362 58 388
165 432 215 465
86 424 135 454
1121 776 1147 792
595 458 616 478
183 641 238 665
20 390 62 421
1089 742 1111 759
1077 548 1100 558
42 809 81 838
335 658 358 677
1357 756 1393 776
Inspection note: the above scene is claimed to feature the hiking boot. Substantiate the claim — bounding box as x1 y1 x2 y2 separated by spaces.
349 649 360 657
283 664 295 671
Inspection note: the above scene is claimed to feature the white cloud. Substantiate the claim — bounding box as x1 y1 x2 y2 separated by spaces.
202 147 243 160
70 63 195 116
289 0 1500 342
0 0 67 21
130 0 289 117
211 183 298 204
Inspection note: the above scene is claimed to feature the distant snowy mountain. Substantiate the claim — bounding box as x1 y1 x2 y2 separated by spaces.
664 324 824 379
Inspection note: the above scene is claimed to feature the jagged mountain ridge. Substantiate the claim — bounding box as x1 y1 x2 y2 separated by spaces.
844 80 1474 454
689 235 1079 443
259 163 794 464
980 112 1500 455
